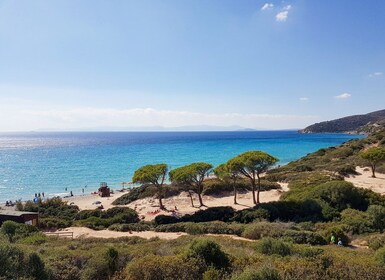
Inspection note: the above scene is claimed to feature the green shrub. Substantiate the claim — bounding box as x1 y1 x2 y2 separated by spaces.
241 222 288 240
186 223 205 235
155 222 189 232
367 205 385 232
295 246 324 258
318 224 350 245
125 255 203 280
341 208 374 234
0 245 25 278
154 214 180 225
27 252 49 280
232 265 282 280
0 221 38 242
232 208 270 223
256 238 293 256
375 246 385 265
80 256 110 280
45 256 83 280
182 206 235 223
368 235 385 250
39 217 72 229
282 230 327 245
75 209 101 220
186 238 230 269
203 267 228 280
20 232 47 245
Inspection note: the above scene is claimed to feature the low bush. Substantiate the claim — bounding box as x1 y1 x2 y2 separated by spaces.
340 208 374 234
155 222 189 232
368 235 385 251
182 206 235 223
367 205 385 232
241 222 288 240
317 224 350 246
0 221 39 242
20 232 47 245
154 214 180 225
256 238 293 257
124 255 203 280
282 230 327 245
375 246 385 266
186 238 230 269
39 217 72 229
232 265 282 280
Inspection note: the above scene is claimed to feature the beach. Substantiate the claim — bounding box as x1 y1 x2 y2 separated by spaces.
59 183 289 222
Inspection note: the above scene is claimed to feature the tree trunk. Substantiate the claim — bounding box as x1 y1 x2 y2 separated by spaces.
198 192 204 207
158 187 165 210
158 197 165 210
188 191 195 207
252 181 257 205
256 175 261 205
233 184 237 205
372 164 376 178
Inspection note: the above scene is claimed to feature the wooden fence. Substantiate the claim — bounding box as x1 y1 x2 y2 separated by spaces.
45 231 74 239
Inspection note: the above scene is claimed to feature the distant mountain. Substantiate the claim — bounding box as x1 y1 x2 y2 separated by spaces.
299 109 385 134
38 125 257 132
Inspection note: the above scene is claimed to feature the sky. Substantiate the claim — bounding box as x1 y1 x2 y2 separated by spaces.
0 0 384 131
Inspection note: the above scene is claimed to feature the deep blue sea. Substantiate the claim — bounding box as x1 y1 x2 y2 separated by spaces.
0 131 363 202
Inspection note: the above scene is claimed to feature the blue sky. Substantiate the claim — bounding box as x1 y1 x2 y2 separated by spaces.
0 0 384 131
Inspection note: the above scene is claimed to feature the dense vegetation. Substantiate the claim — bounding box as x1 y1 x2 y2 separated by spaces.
2 222 385 279
2 129 385 279
300 109 385 133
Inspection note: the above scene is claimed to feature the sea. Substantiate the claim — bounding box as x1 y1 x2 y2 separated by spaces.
0 131 364 203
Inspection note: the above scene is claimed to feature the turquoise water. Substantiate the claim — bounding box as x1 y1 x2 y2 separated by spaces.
0 131 363 202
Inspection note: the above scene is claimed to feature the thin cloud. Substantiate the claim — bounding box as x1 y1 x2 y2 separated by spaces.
334 93 352 99
275 4 292 22
23 107 318 130
261 3 274 10
276 11 289 21
368 72 383 78
299 97 309 101
283 5 292 10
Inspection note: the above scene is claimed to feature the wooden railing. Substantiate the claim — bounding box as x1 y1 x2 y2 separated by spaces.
45 231 74 239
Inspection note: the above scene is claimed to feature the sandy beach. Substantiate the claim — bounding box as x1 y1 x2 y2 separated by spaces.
60 183 289 222
50 226 188 239
346 167 385 194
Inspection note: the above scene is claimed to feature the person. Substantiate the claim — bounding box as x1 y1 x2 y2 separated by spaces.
70 191 73 196
42 192 45 198
330 233 336 244
337 238 343 246
5 201 9 206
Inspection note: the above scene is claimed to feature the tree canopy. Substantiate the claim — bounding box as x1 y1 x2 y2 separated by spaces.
360 147 385 178
132 163 168 209
228 151 278 205
169 162 213 207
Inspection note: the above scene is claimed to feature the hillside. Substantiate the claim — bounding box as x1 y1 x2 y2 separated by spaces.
300 109 385 133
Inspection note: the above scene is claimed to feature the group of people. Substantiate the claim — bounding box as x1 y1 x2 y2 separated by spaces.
4 200 15 207
34 192 45 198
330 233 343 246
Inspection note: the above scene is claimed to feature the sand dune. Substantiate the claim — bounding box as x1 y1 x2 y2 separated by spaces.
346 167 385 194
